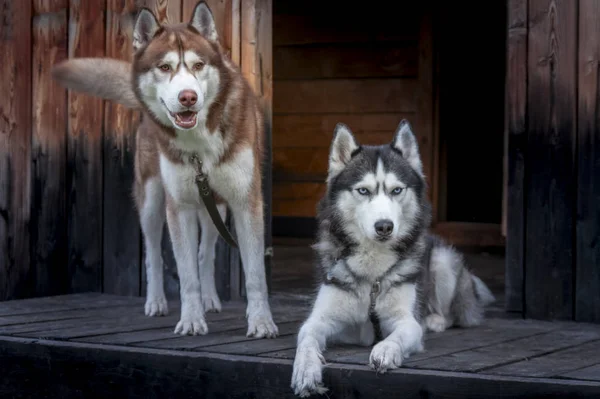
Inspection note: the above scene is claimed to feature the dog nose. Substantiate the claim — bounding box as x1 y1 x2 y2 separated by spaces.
178 90 197 107
374 219 394 236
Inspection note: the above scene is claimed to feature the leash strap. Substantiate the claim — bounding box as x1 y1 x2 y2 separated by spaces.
369 280 383 342
189 154 239 248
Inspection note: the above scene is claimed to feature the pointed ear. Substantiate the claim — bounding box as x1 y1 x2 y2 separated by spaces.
328 123 360 180
391 119 423 176
133 8 160 52
190 1 218 42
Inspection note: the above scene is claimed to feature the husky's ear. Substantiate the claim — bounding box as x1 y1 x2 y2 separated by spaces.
190 1 218 42
133 8 160 52
392 119 423 176
328 123 360 180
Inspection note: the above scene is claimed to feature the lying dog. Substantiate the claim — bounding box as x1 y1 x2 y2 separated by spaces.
291 120 495 396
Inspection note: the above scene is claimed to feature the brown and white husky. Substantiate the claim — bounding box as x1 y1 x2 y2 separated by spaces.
52 1 278 338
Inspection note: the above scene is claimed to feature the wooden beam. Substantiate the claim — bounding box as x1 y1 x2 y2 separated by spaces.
525 0 577 321
103 0 142 296
0 0 33 300
67 0 106 293
31 0 69 297
576 0 600 323
505 0 528 314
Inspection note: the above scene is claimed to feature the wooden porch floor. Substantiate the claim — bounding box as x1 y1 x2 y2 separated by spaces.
1 293 600 398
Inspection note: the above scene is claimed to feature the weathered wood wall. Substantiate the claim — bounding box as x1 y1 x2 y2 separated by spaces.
506 0 600 323
0 0 272 302
271 1 428 219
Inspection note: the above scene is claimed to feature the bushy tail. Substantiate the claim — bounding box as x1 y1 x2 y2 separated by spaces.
472 274 496 307
52 57 140 109
452 267 496 328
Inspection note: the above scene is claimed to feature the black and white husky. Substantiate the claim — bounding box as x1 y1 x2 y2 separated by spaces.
291 120 495 397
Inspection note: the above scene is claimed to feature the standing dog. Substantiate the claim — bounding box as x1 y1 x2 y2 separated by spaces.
291 120 495 396
52 2 278 338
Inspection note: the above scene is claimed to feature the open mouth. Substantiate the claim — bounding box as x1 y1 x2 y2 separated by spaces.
161 99 198 129
172 110 197 128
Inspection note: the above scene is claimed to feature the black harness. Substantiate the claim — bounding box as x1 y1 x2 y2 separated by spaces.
326 235 435 343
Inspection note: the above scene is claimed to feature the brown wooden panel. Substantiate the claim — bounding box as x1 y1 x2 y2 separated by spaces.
274 43 417 80
0 1 32 300
505 0 528 314
67 0 106 293
273 148 329 178
104 0 142 297
274 79 417 114
576 0 600 323
525 0 577 320
272 183 326 219
273 14 419 46
31 0 69 297
273 113 413 148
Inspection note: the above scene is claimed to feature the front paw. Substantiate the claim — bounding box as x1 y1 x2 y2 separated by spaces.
202 293 222 313
291 347 328 397
174 315 208 335
369 340 403 373
246 303 278 338
145 295 169 316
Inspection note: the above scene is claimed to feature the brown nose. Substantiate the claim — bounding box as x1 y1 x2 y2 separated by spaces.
178 90 197 107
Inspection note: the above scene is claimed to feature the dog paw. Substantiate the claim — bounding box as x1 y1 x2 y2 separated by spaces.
369 340 403 373
174 316 208 335
145 295 169 316
202 293 222 313
426 314 447 333
291 347 328 397
246 312 279 338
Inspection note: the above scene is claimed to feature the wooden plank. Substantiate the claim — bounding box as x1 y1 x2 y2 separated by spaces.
67 0 106 293
274 79 418 114
430 222 505 248
524 0 577 320
486 339 600 378
272 183 326 218
273 114 414 148
31 0 69 297
274 43 417 80
3 338 600 399
273 148 329 178
104 0 142 297
137 319 300 350
559 364 600 382
273 13 419 46
200 333 297 355
576 0 600 324
0 0 33 300
505 0 528 314
333 318 559 365
408 326 600 373
415 4 434 206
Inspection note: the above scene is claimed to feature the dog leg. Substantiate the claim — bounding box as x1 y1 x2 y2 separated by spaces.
368 283 424 374
231 206 278 338
197 204 225 313
291 285 357 397
166 199 207 335
140 177 168 317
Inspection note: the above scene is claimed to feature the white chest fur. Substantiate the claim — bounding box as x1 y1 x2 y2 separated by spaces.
345 244 399 282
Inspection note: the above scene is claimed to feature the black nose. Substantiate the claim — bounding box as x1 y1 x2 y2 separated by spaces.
374 219 394 236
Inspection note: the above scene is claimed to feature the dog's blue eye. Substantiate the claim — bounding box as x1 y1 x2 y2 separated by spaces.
391 187 403 195
356 188 370 195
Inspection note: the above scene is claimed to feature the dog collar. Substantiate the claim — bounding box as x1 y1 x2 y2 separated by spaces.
189 153 238 248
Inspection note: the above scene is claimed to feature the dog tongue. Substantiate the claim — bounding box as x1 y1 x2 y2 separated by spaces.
178 111 195 122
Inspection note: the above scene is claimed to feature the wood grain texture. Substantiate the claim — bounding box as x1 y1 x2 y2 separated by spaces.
31 0 69 297
67 0 106 294
505 0 528 314
0 0 33 300
525 0 576 320
576 0 600 323
415 5 434 206
274 43 417 80
274 79 417 114
104 0 142 296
